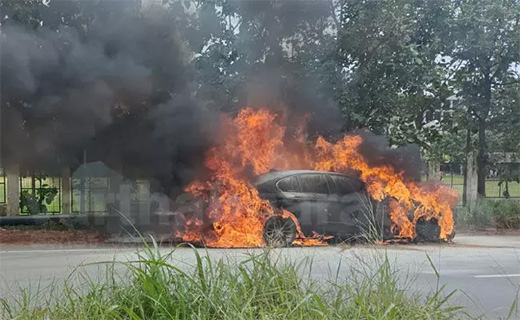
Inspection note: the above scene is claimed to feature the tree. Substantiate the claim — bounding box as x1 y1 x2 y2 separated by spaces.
336 0 454 149
452 0 520 196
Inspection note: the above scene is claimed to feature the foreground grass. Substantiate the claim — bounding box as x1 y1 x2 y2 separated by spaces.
0 242 495 320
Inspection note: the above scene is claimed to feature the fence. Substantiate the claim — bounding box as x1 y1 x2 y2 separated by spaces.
0 169 5 204
439 162 520 203
19 174 62 215
71 177 111 213
484 162 520 199
439 163 465 205
1 161 518 215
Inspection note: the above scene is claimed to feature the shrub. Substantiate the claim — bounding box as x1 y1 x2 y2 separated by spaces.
456 202 494 230
492 200 520 229
458 199 520 230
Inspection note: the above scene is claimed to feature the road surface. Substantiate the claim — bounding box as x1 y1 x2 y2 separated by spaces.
1 235 519 319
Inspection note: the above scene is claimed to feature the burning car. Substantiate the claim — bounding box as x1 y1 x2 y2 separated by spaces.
173 169 452 247
255 170 389 246
174 108 458 248
255 170 450 246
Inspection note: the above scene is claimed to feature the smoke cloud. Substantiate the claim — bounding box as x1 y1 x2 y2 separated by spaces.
356 130 424 181
1 3 216 191
1 0 422 193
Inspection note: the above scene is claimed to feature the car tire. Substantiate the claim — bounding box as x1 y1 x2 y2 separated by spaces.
263 216 297 247
415 218 441 242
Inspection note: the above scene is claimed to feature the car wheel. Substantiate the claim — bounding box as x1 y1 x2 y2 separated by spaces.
415 218 441 242
263 216 297 247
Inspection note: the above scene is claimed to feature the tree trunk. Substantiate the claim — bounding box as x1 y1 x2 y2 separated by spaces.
477 119 486 197
476 73 492 197
462 127 470 206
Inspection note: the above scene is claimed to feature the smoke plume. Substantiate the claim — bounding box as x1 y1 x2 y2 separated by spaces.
1 2 216 191
356 130 424 181
1 0 423 193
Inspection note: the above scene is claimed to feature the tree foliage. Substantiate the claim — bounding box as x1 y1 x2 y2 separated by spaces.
451 0 520 195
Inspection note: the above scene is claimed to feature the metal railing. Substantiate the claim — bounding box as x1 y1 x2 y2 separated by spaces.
0 169 6 204
439 162 520 201
19 174 61 214
71 177 111 213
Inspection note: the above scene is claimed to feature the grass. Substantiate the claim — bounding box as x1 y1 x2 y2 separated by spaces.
1 240 490 320
354 193 389 244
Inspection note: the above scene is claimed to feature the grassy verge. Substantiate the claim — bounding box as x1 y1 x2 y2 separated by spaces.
456 199 520 230
1 242 492 320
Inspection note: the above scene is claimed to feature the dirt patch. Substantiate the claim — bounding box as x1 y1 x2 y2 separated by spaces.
0 228 105 245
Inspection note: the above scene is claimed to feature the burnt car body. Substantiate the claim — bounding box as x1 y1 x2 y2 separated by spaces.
168 170 447 246
253 170 392 244
254 170 447 245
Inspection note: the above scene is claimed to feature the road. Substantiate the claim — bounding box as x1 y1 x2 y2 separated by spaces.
1 235 519 319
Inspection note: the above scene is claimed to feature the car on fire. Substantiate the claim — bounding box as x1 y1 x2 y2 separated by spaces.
254 170 446 246
169 169 449 247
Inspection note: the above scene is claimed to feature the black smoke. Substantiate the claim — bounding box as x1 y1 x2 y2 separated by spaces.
1 2 216 192
1 0 423 194
356 130 424 181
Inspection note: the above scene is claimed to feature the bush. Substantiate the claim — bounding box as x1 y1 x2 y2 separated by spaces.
492 200 520 229
455 203 494 230
457 199 520 230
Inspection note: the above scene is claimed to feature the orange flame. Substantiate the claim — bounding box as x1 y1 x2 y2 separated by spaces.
312 135 458 239
180 107 457 247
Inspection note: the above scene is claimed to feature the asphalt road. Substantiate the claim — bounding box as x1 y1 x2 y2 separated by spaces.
1 235 519 319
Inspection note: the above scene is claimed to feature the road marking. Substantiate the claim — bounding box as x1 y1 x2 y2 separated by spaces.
474 274 520 279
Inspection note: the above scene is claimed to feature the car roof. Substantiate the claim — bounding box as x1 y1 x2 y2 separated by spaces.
253 169 356 186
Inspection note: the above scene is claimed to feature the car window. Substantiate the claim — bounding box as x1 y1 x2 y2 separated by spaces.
276 176 301 192
330 175 363 194
298 174 329 194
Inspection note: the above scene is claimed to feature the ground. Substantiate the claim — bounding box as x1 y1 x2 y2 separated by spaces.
0 234 518 319
0 227 104 245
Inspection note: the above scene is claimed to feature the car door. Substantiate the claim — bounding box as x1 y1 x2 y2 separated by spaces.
275 175 304 218
327 174 369 236
295 173 334 236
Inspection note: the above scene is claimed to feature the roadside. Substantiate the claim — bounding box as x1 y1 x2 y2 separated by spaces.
2 222 518 247
1 236 519 319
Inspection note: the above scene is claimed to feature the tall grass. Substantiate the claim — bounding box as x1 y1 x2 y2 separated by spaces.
352 193 388 244
1 242 475 320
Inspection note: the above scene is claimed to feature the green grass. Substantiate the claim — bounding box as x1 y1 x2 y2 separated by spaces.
1 241 493 320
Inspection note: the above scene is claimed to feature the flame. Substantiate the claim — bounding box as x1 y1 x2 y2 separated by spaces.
180 107 457 247
313 135 457 239
182 108 326 248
